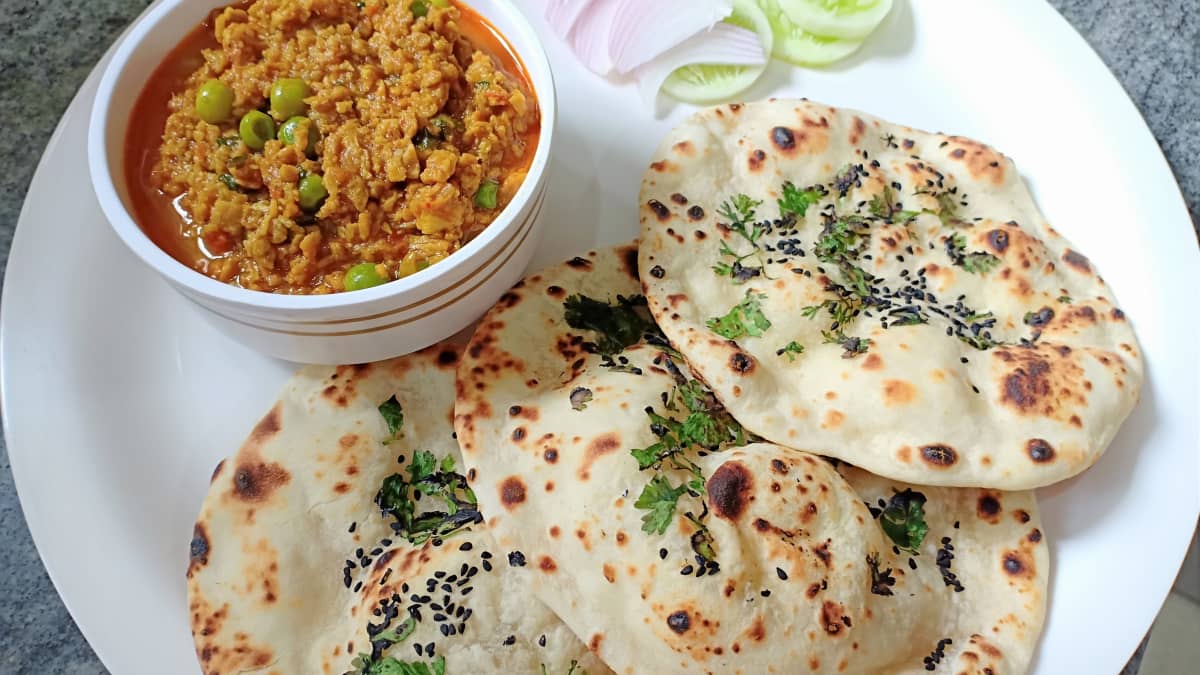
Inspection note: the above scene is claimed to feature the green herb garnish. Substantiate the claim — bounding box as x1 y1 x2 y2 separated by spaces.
564 294 656 355
631 374 748 564
216 136 241 148
822 330 871 358
375 451 481 546
635 475 688 535
946 233 1001 274
776 341 805 361
410 0 430 18
378 395 404 440
707 290 771 339
717 193 762 228
778 182 823 218
349 653 445 675
878 489 929 553
473 178 500 209
218 173 246 192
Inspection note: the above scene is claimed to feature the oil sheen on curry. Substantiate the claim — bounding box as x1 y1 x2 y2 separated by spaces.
126 0 539 294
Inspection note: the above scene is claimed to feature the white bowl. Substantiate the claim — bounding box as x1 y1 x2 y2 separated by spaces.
89 0 555 364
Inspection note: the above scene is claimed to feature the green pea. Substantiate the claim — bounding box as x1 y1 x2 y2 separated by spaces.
298 173 328 212
270 78 310 120
279 116 320 155
195 79 234 124
473 178 499 209
344 263 388 291
238 110 275 151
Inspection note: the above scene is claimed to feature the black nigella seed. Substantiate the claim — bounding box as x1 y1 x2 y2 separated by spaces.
761 589 771 597
659 548 668 560
460 542 473 551
538 634 547 647
508 551 526 567
503 635 516 646
776 567 788 581
680 565 694 575
481 551 493 559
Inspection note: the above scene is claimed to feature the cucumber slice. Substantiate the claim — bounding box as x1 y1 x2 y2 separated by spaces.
759 0 865 66
778 0 893 40
662 0 774 104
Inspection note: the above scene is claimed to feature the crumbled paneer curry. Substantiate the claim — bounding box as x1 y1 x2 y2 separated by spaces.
134 0 539 294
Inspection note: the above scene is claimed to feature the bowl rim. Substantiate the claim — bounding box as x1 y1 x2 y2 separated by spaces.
87 0 556 313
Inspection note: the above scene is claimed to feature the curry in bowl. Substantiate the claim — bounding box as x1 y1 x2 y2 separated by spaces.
126 0 539 294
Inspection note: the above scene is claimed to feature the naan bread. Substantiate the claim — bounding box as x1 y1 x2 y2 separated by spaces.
187 345 609 675
455 244 1047 674
639 99 1142 490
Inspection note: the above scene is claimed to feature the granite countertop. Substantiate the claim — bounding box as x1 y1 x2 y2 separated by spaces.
0 1 1196 673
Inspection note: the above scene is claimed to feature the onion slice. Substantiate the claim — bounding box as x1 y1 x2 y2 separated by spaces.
607 0 734 74
632 22 768 105
544 0 592 40
554 0 622 75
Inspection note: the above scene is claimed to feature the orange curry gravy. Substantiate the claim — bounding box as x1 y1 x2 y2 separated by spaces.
125 0 539 293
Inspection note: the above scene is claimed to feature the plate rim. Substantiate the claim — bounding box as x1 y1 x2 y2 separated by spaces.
2 1 1197 673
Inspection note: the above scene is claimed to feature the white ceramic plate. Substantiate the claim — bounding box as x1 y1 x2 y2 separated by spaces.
2 1 1197 673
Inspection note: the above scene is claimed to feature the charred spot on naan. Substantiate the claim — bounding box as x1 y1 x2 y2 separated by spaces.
499 476 528 510
994 346 1088 421
1026 438 1056 463
944 136 1008 184
707 461 754 520
619 243 641 280
578 432 621 481
188 522 211 578
230 459 291 503
919 444 958 468
1062 248 1092 274
977 492 1003 523
748 148 767 172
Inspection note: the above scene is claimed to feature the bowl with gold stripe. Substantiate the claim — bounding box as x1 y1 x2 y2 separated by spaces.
87 0 556 364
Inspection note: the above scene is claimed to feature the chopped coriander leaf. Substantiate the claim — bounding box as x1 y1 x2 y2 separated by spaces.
563 294 657 355
707 290 771 339
378 395 404 439
867 185 898 219
635 475 687 535
375 450 481 545
888 307 927 326
961 251 1001 274
958 332 1000 351
717 193 762 226
1058 295 1073 304
822 330 871 359
832 164 861 195
878 489 929 553
934 191 970 228
814 218 865 263
218 173 247 192
777 341 805 361
713 259 762 283
371 616 418 646
945 233 1001 274
778 182 823 218
350 650 445 674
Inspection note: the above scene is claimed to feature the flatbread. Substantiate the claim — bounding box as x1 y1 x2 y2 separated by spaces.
639 99 1142 489
187 344 609 675
455 244 1047 674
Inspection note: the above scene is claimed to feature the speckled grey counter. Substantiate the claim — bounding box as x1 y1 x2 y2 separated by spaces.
0 1 1195 673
